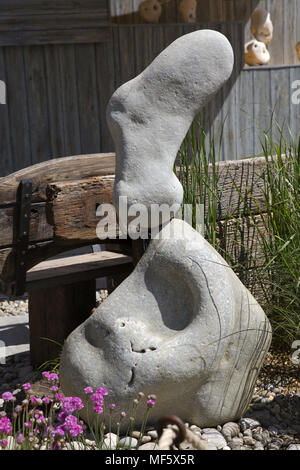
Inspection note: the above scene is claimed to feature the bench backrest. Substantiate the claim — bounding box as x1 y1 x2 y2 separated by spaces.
0 153 270 298
0 153 115 294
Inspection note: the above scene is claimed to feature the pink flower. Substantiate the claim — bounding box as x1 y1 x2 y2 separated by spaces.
0 417 12 434
42 371 59 382
1 392 14 402
96 387 108 396
1 439 8 449
16 433 25 444
61 396 84 413
55 393 63 401
84 387 93 395
51 426 65 438
42 397 50 405
93 403 103 414
57 412 68 422
50 386 59 392
24 422 31 428
22 382 31 391
147 399 155 408
62 415 83 437
109 404 116 410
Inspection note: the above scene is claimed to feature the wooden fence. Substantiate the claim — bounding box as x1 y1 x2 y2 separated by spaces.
0 21 299 176
110 0 300 66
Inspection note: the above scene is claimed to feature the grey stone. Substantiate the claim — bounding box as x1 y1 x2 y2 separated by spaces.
240 417 261 431
202 429 227 450
60 220 272 431
103 433 118 450
119 437 138 448
138 442 159 450
107 30 234 230
147 430 158 439
229 437 243 451
243 437 256 446
287 444 300 450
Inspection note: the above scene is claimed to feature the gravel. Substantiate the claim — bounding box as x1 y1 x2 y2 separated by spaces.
0 293 299 451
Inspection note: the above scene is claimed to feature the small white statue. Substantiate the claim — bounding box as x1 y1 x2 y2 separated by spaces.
245 39 270 66
139 0 162 23
251 8 273 45
296 42 300 61
179 0 197 23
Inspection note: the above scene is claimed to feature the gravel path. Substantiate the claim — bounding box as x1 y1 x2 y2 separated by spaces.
0 294 299 451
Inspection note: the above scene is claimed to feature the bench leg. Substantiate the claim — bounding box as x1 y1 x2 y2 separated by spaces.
28 280 96 368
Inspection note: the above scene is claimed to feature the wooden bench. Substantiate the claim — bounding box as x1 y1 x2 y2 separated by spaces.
0 153 145 366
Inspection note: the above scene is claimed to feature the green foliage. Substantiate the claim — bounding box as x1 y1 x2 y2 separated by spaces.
178 115 300 351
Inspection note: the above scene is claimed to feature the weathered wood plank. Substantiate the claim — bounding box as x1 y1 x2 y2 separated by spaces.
270 68 291 135
0 0 109 15
75 44 101 154
0 28 112 47
253 68 271 155
0 153 115 205
215 213 268 270
26 251 133 290
48 176 115 243
28 279 96 367
95 32 116 152
23 46 52 166
0 202 53 248
0 47 12 176
44 45 66 157
3 46 32 175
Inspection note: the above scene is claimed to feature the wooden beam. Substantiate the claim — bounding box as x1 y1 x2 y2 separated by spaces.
48 176 115 244
26 251 133 291
0 153 116 205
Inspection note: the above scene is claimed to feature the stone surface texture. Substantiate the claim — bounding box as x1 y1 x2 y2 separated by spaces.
60 220 271 430
107 30 234 228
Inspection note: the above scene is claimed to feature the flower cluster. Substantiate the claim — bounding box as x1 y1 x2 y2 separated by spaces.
0 370 157 450
51 414 83 438
0 416 12 434
85 387 108 415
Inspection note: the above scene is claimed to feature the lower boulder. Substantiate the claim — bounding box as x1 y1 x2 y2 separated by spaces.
60 219 272 430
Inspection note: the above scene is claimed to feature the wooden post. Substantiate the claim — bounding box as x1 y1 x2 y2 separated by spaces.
28 280 96 367
131 239 146 267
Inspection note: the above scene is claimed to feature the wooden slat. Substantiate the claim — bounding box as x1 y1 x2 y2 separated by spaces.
253 68 272 155
0 47 12 176
0 153 116 205
0 28 112 47
270 67 291 135
4 46 32 174
95 32 116 152
236 70 255 158
58 44 81 156
23 46 52 166
75 44 101 154
26 251 133 290
44 45 66 157
215 214 268 270
0 0 109 15
0 202 53 248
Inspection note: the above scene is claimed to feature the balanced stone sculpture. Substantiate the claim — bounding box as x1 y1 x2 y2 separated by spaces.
251 8 273 45
60 220 272 429
107 29 234 229
245 39 270 66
